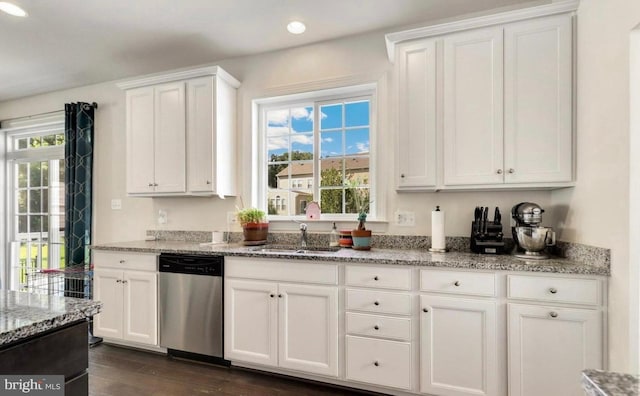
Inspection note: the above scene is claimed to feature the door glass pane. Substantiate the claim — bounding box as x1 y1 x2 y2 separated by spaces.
345 101 369 127
29 162 42 187
30 189 41 213
17 163 27 188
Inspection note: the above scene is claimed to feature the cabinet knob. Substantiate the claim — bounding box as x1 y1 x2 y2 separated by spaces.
270 294 275 298
508 168 515 174
122 280 128 284
148 183 153 187
374 301 380 306
119 260 125 264
374 361 379 367
278 294 283 298
549 311 558 318
496 169 503 174
454 281 460 287
374 276 379 281
400 174 405 178
154 183 159 186
116 279 121 283
206 180 211 185
374 325 379 330
549 287 558 294
423 308 429 313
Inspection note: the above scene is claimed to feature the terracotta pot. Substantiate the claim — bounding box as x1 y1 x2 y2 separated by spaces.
351 229 372 250
242 222 269 244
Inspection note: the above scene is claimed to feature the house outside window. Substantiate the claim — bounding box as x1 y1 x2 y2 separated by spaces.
261 86 374 220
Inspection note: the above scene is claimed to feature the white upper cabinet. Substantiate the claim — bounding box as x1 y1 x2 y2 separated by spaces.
119 66 240 197
504 15 573 184
443 27 504 186
390 9 575 191
396 39 438 190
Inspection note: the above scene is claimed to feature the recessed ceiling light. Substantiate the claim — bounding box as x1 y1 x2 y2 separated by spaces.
287 21 306 35
0 2 27 17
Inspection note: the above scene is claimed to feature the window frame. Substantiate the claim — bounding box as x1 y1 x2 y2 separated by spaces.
256 85 377 222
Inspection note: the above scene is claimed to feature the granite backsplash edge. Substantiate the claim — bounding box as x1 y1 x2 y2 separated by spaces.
146 230 610 270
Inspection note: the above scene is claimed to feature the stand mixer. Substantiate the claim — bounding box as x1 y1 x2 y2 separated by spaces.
511 202 556 259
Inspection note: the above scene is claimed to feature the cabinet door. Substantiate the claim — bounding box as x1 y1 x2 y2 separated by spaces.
154 82 186 193
508 303 602 396
93 269 124 339
504 15 573 183
420 295 499 396
187 76 215 193
443 27 504 185
126 87 155 194
278 283 338 377
225 279 278 367
397 40 437 190
122 270 157 345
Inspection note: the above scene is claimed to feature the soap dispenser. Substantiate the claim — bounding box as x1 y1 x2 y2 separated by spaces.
329 222 339 247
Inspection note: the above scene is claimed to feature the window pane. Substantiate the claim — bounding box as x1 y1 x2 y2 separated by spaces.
30 136 41 148
320 104 342 130
267 189 289 215
29 162 42 187
41 135 55 147
42 161 49 185
267 109 289 136
17 190 27 213
55 134 65 146
30 215 43 234
17 138 28 150
267 137 289 159
268 164 288 190
346 188 370 214
320 159 344 187
293 191 313 215
320 132 342 158
291 133 313 159
345 128 370 155
345 157 370 183
289 161 313 185
42 189 49 213
291 106 313 132
320 189 344 214
17 163 27 188
30 189 41 214
345 101 370 127
17 215 27 234
58 159 65 183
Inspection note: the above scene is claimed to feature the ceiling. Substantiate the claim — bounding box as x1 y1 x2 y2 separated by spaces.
0 0 540 102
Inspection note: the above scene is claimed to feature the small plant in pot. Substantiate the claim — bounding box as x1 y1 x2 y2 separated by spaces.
237 207 268 245
347 179 372 251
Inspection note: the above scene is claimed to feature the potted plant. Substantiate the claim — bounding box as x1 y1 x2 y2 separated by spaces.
237 208 268 245
347 179 372 250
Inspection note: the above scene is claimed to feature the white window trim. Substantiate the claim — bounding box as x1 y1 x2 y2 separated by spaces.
255 83 378 224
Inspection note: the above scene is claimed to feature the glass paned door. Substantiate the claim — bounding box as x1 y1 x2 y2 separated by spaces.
11 159 65 290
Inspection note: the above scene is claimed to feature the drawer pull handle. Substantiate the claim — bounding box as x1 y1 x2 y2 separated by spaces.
549 288 558 294
374 276 379 281
278 294 283 298
454 281 460 287
116 279 121 283
374 325 379 330
270 294 275 298
550 312 558 318
122 280 128 284
374 301 380 306
423 308 429 313
119 260 125 264
374 361 379 367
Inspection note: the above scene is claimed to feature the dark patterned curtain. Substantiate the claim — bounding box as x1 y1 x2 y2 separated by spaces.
64 102 95 270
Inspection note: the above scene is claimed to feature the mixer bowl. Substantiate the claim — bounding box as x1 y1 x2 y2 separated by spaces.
515 226 555 259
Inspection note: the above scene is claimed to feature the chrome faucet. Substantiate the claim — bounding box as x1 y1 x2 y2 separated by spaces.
299 223 308 248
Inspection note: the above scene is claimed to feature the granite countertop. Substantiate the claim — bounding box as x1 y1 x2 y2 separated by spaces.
92 240 610 276
583 369 640 395
0 290 102 347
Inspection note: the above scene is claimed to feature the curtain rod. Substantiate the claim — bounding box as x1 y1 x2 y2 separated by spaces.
1 102 98 126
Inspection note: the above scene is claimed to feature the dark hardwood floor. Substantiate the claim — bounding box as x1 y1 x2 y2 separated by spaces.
89 344 374 396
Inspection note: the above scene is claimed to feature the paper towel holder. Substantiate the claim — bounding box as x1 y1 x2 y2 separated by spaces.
429 205 448 253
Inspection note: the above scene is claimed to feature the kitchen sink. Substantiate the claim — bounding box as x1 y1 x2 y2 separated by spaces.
252 246 340 255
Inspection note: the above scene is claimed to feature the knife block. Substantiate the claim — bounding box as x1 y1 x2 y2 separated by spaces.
470 221 505 254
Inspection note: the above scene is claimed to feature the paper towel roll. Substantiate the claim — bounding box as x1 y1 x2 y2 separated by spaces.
431 207 446 251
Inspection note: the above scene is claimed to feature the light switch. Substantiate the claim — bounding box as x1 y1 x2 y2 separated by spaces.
111 199 122 210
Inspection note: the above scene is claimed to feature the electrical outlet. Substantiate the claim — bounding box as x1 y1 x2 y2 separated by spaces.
227 211 238 225
111 199 122 210
158 210 168 225
395 210 415 226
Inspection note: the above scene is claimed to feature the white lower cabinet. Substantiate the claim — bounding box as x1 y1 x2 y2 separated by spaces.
225 278 338 377
507 303 602 396
346 335 412 390
420 295 499 396
93 253 158 346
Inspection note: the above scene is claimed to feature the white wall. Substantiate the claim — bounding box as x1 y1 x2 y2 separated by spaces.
550 0 640 372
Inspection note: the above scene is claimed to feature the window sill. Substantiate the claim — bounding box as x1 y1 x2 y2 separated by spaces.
266 218 389 233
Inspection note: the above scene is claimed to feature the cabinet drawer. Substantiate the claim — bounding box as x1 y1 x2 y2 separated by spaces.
345 265 411 290
346 312 411 341
507 275 600 306
346 289 412 316
92 250 157 271
226 257 337 285
346 335 411 390
420 269 496 297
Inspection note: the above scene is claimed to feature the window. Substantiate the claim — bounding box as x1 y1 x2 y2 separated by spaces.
3 115 65 291
261 88 374 219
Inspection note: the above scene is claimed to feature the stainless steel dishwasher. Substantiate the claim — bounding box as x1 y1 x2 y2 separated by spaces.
159 253 227 364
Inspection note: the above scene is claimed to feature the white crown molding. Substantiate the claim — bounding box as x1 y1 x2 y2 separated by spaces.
385 0 580 62
116 65 241 90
